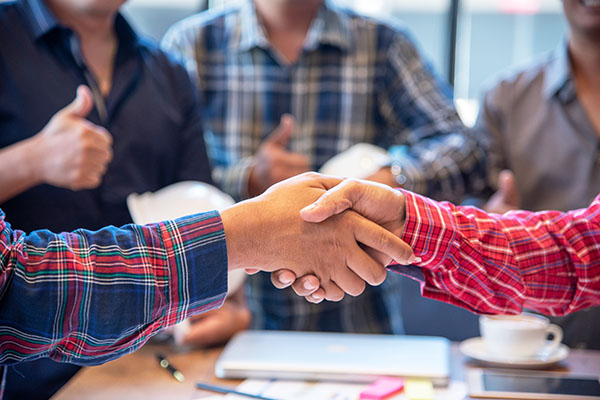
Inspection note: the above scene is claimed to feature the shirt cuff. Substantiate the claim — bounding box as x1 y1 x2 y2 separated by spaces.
399 190 456 269
157 211 228 327
213 156 255 201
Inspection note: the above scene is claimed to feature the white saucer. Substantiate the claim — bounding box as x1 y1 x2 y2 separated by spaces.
459 337 569 369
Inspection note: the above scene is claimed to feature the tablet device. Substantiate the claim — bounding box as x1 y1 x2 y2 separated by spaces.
215 331 450 386
467 369 600 399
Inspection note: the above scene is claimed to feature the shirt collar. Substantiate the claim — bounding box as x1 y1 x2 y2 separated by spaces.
543 41 576 103
232 0 353 53
18 0 140 52
18 0 61 40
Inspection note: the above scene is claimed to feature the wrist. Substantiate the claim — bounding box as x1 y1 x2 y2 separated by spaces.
221 199 262 271
19 135 46 186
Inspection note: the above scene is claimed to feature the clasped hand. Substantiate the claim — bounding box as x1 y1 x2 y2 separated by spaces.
221 173 414 302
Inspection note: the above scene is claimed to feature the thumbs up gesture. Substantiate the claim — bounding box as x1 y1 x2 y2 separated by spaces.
33 85 113 190
483 170 520 214
247 114 310 197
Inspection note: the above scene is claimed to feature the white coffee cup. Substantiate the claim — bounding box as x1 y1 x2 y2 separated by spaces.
479 313 563 359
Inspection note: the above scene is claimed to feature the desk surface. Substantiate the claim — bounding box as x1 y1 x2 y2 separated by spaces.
52 340 600 400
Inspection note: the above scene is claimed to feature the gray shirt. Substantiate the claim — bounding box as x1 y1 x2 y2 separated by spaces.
476 42 600 350
477 42 600 212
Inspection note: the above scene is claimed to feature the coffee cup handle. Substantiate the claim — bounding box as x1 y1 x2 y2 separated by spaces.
542 324 563 354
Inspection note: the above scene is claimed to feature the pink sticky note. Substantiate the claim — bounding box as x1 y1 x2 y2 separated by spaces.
359 378 405 400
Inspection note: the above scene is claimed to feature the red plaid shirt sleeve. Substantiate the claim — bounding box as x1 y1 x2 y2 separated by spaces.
399 191 600 316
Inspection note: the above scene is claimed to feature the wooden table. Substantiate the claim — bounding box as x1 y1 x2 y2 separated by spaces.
52 341 600 400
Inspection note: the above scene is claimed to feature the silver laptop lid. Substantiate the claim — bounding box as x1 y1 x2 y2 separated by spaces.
215 330 450 386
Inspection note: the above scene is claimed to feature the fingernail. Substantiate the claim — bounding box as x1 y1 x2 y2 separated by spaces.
311 293 322 300
304 280 316 290
279 276 292 284
301 204 316 213
412 256 422 264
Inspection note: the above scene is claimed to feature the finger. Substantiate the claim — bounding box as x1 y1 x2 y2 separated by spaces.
499 170 519 207
265 114 294 147
345 241 387 286
300 179 358 223
271 270 296 289
331 266 366 297
61 85 94 118
321 280 345 302
244 268 260 275
306 288 326 304
351 212 416 266
280 152 310 169
83 123 113 148
290 275 320 296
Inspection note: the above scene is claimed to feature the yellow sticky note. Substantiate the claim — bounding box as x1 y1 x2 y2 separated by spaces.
404 379 434 400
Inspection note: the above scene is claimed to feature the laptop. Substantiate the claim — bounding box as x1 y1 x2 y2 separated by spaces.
215 330 450 386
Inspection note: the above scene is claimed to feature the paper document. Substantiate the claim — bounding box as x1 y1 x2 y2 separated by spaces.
194 379 467 400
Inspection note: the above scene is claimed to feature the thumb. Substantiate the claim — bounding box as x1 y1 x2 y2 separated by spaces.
498 170 519 207
301 181 357 223
62 85 94 118
265 114 294 147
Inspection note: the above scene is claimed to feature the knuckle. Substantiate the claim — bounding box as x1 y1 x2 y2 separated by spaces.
376 231 391 251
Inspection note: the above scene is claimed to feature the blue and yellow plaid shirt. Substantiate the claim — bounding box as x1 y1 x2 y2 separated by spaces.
162 0 487 333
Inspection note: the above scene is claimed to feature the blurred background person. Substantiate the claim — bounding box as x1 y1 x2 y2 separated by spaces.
0 0 213 397
162 0 487 346
475 0 600 349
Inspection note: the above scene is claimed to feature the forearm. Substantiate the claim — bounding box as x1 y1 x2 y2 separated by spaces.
0 211 227 365
399 191 600 316
0 136 44 203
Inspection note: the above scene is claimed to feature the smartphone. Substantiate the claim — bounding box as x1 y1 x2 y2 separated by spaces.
467 369 600 399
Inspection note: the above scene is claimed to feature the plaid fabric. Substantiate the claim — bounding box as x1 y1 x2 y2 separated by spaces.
162 0 486 333
400 191 600 316
162 0 486 203
0 210 228 367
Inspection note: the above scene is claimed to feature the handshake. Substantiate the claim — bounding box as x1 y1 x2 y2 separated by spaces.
220 172 417 303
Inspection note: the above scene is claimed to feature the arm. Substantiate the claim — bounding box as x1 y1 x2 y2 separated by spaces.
0 86 112 203
0 173 414 364
297 176 600 315
401 191 600 316
377 31 486 202
0 211 228 366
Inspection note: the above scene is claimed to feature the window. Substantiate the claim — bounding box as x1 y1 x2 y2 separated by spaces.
454 0 566 124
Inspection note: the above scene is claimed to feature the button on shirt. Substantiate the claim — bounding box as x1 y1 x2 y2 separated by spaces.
0 0 213 234
477 42 600 212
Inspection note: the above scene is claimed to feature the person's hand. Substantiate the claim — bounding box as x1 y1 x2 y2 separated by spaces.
31 85 113 190
221 173 415 302
271 178 410 303
484 170 520 214
247 114 310 197
180 289 251 347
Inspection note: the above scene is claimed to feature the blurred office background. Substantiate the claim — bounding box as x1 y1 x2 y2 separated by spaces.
123 0 567 127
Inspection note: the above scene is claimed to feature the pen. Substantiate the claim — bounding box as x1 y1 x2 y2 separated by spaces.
195 382 279 400
156 353 185 382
